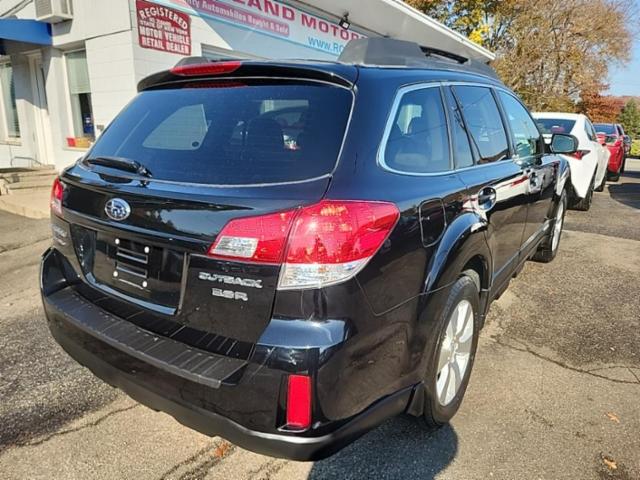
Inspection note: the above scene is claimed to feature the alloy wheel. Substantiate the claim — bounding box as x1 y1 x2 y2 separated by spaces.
436 299 474 406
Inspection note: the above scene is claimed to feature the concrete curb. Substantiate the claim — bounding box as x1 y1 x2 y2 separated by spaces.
0 194 50 220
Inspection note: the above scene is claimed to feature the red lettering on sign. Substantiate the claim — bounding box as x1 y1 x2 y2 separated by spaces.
282 5 294 21
301 13 315 29
136 0 191 55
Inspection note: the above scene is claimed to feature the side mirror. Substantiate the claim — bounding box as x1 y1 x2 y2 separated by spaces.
550 133 579 154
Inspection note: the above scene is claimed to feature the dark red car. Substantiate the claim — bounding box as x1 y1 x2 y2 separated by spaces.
594 123 626 181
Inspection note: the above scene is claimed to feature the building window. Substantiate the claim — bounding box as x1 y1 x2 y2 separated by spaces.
0 62 21 141
65 50 94 147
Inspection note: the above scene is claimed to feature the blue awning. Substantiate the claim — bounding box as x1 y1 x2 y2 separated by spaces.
0 19 52 45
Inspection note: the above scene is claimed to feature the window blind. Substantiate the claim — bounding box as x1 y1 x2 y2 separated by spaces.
66 50 91 94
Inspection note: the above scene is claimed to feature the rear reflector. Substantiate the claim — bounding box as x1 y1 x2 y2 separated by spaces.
170 61 242 77
50 177 63 217
207 200 400 289
286 374 311 430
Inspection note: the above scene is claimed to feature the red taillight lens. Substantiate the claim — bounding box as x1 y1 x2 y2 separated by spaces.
50 177 63 216
170 61 242 77
207 200 400 289
286 374 311 430
208 210 296 263
279 200 399 289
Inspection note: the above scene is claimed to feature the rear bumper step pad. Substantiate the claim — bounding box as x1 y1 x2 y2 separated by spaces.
46 288 247 388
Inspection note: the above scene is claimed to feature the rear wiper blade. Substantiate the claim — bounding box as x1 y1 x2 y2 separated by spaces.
84 156 152 177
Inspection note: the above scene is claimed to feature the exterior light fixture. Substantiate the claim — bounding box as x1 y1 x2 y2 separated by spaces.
339 13 350 30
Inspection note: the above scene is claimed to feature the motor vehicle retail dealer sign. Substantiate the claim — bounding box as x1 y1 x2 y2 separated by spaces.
137 0 192 55
154 0 366 57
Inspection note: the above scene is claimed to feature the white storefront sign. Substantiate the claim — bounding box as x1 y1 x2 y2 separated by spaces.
154 0 366 57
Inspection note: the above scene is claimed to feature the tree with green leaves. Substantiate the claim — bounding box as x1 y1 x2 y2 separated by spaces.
618 99 640 139
404 0 513 47
405 0 635 112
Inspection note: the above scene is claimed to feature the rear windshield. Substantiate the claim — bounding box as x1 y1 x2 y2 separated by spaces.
535 118 576 135
594 123 616 135
88 82 353 185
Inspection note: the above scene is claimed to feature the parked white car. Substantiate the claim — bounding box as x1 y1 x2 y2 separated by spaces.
534 112 609 211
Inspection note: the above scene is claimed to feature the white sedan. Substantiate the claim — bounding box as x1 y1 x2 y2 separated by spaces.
534 112 609 211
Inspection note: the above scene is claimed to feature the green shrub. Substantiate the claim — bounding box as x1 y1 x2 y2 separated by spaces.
631 140 640 158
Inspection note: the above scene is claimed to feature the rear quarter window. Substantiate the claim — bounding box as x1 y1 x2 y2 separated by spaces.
536 118 576 135
594 123 616 135
88 82 353 185
382 86 451 174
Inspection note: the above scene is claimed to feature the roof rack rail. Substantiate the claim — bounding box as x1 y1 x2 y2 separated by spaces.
337 38 499 80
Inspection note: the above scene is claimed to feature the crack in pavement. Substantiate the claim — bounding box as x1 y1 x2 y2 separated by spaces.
247 458 288 480
157 440 236 480
13 404 141 448
626 367 640 384
157 444 216 480
489 334 640 386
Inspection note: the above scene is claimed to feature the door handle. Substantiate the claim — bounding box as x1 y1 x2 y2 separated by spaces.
477 187 497 211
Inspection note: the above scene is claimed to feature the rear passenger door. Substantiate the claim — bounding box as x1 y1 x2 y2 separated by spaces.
446 85 530 290
496 90 557 253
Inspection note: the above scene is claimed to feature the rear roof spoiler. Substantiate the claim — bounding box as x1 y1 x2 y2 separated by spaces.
337 38 499 80
137 58 358 92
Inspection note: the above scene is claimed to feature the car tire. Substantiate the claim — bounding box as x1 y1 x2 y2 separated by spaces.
620 158 626 175
572 176 594 211
421 274 480 428
532 188 567 263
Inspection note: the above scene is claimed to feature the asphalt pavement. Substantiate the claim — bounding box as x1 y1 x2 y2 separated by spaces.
0 160 638 480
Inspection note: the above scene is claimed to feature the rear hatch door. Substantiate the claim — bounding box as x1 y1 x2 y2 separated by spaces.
59 67 355 344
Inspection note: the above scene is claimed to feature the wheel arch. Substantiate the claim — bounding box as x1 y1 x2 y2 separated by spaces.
425 212 492 296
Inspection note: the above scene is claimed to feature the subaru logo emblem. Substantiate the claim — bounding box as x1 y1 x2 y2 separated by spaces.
104 198 131 221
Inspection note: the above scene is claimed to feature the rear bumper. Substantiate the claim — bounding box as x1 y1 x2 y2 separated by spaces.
41 248 414 461
607 146 623 172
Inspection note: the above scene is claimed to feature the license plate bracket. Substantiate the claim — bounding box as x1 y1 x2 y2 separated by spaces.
91 233 184 309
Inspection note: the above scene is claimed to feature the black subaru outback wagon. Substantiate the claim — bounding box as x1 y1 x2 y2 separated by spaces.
41 39 573 460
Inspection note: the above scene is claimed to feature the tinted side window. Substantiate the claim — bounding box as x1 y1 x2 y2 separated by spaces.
453 86 509 163
594 124 616 135
444 87 474 168
384 87 451 173
584 119 597 141
497 91 541 158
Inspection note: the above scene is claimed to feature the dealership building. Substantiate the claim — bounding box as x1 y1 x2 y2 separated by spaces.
0 0 493 171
